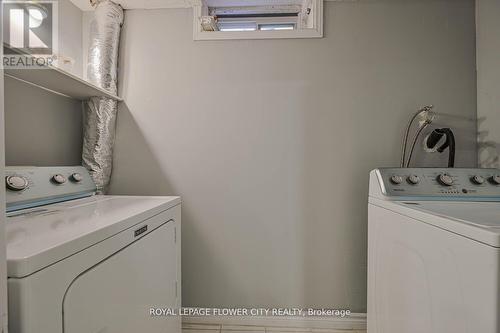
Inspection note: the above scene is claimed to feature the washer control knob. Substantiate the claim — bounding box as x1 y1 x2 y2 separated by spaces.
491 175 500 185
6 176 28 191
70 173 83 183
471 175 485 185
437 174 454 186
407 175 420 185
52 174 67 185
390 175 403 185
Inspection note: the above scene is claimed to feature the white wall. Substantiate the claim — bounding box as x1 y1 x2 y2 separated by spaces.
58 0 84 77
477 0 500 168
110 0 476 312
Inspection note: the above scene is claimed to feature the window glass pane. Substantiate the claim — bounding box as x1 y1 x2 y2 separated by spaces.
258 23 295 31
218 22 257 32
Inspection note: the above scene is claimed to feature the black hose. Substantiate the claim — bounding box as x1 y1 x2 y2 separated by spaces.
425 130 445 149
427 128 456 167
440 128 455 167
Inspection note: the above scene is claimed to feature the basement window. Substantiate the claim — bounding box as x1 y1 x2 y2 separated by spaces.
193 0 323 40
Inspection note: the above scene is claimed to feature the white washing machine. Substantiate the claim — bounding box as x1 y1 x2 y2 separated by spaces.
5 166 181 333
368 168 500 333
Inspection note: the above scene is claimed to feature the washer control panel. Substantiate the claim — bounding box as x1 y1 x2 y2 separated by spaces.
375 168 500 200
5 166 97 212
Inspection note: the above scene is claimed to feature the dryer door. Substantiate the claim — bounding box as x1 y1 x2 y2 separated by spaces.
63 221 178 333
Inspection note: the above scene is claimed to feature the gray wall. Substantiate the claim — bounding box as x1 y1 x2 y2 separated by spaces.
4 78 82 166
109 0 477 312
477 0 500 168
5 0 83 166
58 0 84 77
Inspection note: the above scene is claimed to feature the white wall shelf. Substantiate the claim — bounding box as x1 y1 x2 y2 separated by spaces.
4 65 123 101
3 45 122 101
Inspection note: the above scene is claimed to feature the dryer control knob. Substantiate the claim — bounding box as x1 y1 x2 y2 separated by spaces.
437 174 453 186
491 175 500 185
407 175 420 185
390 175 403 185
6 176 28 191
471 175 485 185
70 173 83 183
52 174 67 185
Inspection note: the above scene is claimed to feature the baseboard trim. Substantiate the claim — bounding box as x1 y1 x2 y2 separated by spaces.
183 313 367 331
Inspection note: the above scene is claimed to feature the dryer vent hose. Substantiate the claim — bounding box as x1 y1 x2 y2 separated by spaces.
82 0 123 192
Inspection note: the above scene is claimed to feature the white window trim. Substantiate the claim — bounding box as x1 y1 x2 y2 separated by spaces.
192 0 323 41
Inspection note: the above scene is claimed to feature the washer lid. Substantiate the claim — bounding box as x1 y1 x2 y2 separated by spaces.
6 195 181 278
376 200 500 247
410 201 500 227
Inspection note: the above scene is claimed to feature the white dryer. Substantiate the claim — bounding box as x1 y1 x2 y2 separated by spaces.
5 166 181 333
368 168 500 333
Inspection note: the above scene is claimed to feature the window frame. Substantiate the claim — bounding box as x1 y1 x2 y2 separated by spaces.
192 0 323 41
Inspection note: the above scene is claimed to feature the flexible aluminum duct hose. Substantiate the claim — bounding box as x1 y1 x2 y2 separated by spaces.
82 0 123 192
